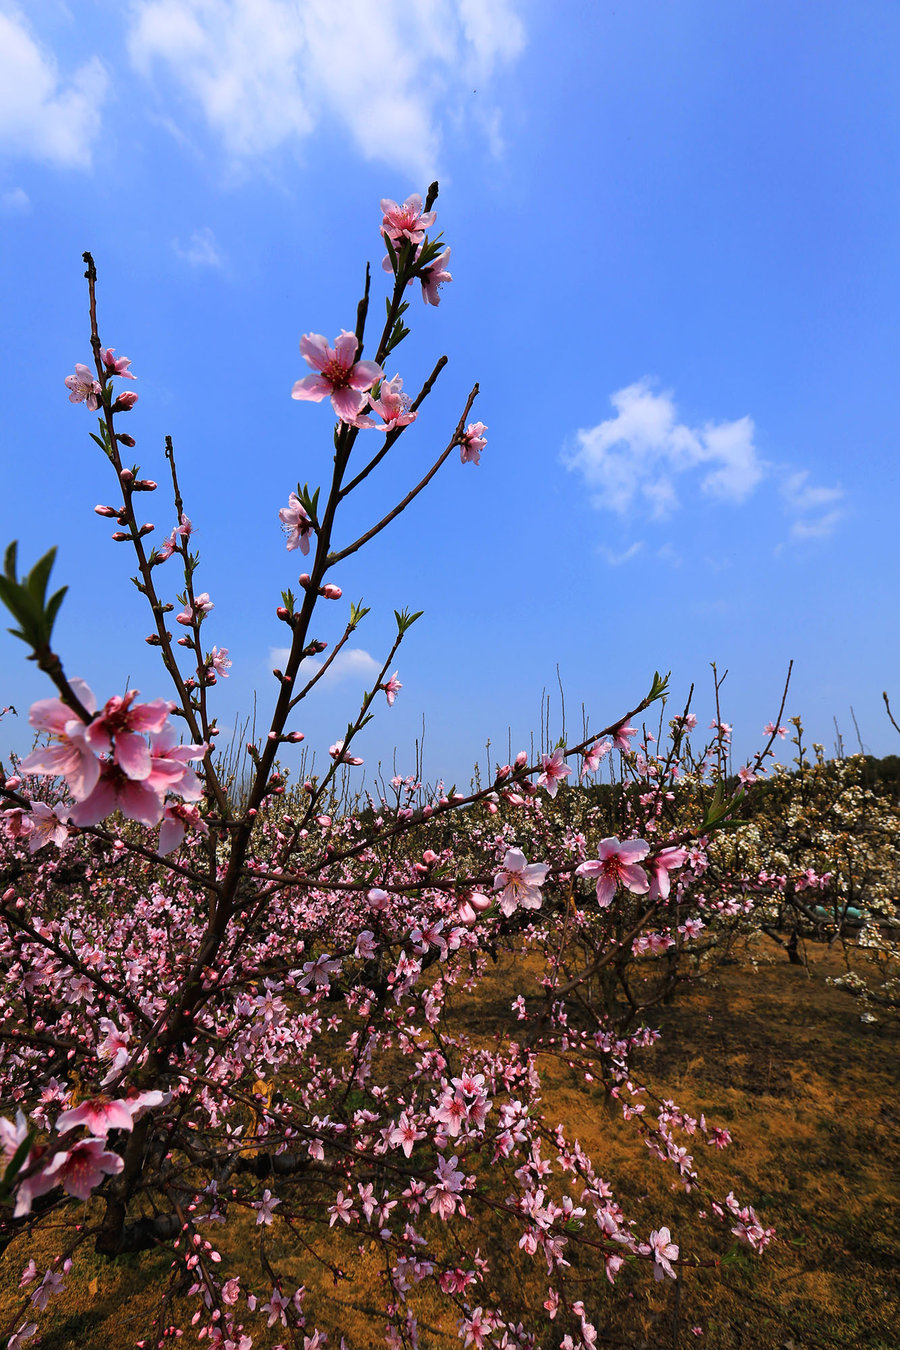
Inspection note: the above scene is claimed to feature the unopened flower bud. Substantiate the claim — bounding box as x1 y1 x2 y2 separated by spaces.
94 504 118 518
139 523 155 536
177 636 193 647
298 573 312 588
4 777 22 791
118 433 136 448
321 584 342 599
145 633 162 645
134 479 157 491
113 391 139 412
119 468 134 484
111 531 130 541
312 640 327 654
276 606 290 621
288 731 305 742
515 751 528 768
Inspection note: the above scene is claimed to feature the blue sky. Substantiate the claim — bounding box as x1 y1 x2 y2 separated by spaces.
2 0 899 790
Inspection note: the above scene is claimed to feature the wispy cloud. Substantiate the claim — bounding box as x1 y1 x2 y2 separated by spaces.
0 8 108 168
173 226 224 268
1 186 30 213
598 541 644 566
564 380 764 518
781 469 845 541
127 0 526 179
269 646 381 688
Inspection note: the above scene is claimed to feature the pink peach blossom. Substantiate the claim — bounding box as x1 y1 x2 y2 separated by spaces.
382 672 402 706
20 680 100 801
380 194 436 246
368 375 417 431
493 848 549 917
279 492 313 554
102 348 135 379
64 363 101 409
576 837 650 907
538 747 571 798
420 247 452 306
647 846 688 901
41 1136 124 1201
291 331 382 422
581 740 611 778
84 690 172 781
613 722 638 752
459 421 487 465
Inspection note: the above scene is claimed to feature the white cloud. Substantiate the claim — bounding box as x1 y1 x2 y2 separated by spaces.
1 186 30 212
0 9 108 168
564 380 765 519
781 470 845 541
127 0 526 178
598 541 644 566
269 646 380 687
174 226 224 268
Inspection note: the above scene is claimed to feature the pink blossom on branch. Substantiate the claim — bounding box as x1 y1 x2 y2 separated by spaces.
576 837 650 907
647 846 688 901
581 739 611 778
493 848 549 917
329 741 363 766
84 690 172 781
291 331 382 422
279 493 313 555
40 1136 124 1201
613 722 638 753
368 375 417 431
382 672 402 706
20 679 100 801
102 348 135 379
459 422 487 465
420 247 452 306
64 363 101 409
380 194 436 246
538 747 571 798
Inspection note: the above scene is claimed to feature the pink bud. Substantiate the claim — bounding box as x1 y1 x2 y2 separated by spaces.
515 751 528 768
469 892 492 911
135 479 157 491
422 805 433 819
322 584 342 599
118 433 136 448
457 901 478 925
111 531 129 541
119 468 134 484
422 850 439 865
288 731 305 742
299 573 312 588
276 606 290 620
113 391 139 412
4 777 22 791
94 504 118 517
316 815 332 828
139 523 155 536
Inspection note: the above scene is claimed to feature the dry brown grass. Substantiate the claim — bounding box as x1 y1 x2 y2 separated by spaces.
2 935 898 1349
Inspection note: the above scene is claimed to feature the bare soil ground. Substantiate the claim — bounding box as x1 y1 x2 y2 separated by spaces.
2 936 898 1349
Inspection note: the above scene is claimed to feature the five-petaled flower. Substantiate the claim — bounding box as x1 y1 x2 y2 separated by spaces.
102 348 135 379
576 837 650 907
647 1226 679 1280
368 375 417 431
420 247 452 306
581 739 611 778
64 363 101 409
493 847 549 917
459 422 487 465
279 492 313 554
382 672 402 706
380 194 437 246
291 332 382 422
538 747 571 798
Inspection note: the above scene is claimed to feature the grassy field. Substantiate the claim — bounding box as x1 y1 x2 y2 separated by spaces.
2 934 898 1349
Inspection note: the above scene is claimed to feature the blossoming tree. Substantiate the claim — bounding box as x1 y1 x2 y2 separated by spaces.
0 188 776 1350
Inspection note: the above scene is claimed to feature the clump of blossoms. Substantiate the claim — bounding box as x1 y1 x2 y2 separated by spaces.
0 187 775 1350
